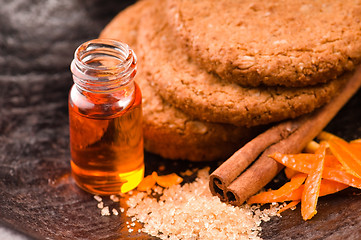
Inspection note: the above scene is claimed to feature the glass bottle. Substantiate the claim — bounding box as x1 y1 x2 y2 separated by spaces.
69 39 144 195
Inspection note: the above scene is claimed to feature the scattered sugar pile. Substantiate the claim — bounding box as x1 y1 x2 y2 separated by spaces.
126 168 282 240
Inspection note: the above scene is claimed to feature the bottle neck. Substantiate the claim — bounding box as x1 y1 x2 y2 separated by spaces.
70 39 137 94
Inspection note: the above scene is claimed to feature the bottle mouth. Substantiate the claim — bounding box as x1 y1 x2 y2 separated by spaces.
71 39 137 92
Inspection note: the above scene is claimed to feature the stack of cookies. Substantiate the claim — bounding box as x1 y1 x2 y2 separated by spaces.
100 0 361 161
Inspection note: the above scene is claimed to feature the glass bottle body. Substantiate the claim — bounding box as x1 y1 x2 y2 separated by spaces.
69 39 144 195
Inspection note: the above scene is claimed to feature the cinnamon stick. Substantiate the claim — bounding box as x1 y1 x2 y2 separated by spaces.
209 68 361 206
209 119 306 201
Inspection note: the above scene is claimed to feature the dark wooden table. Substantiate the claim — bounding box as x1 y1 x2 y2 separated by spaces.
1 1 360 239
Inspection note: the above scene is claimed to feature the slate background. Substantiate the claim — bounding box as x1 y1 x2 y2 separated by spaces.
0 0 361 239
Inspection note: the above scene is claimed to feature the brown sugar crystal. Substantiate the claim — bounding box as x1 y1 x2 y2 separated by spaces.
126 168 283 240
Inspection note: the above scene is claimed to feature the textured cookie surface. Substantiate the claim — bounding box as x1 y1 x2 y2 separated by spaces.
100 0 256 161
138 1 349 127
167 0 361 87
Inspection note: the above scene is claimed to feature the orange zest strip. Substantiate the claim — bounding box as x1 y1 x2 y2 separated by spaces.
247 173 307 204
137 174 156 191
303 141 320 154
276 179 348 202
277 201 300 214
322 167 361 189
317 131 342 141
270 153 361 189
349 140 361 156
301 142 326 220
318 179 349 195
268 185 303 202
324 155 342 168
152 172 183 188
249 133 360 221
328 138 361 179
248 179 348 204
350 138 361 149
349 141 361 150
284 167 299 179
270 153 341 171
269 153 314 172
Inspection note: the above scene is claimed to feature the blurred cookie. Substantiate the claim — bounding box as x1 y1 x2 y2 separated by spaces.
167 0 361 87
137 69 257 161
100 0 153 51
137 1 349 127
100 0 257 161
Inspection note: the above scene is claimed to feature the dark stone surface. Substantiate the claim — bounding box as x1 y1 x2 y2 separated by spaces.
0 0 360 239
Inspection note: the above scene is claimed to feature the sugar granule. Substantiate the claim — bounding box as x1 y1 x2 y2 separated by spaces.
112 208 119 216
101 206 110 216
110 195 120 202
97 202 104 209
153 186 163 194
126 168 281 240
93 195 102 202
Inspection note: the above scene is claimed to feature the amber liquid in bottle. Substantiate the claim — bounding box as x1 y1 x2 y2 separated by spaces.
69 39 144 195
69 84 143 195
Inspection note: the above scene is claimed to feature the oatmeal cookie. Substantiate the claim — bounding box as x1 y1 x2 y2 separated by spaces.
138 1 349 127
100 0 257 161
167 0 361 87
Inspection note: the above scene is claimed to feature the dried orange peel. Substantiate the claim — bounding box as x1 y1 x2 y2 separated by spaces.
270 153 361 189
247 173 307 204
284 167 299 179
274 179 348 202
137 175 157 192
248 131 360 221
350 138 361 145
137 172 183 191
278 200 300 214
248 178 348 204
303 140 320 154
328 138 361 179
350 140 361 149
152 172 183 188
301 142 326 220
317 131 342 141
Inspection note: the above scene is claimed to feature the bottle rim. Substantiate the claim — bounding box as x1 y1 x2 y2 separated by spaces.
71 39 137 92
